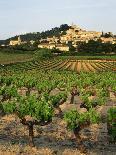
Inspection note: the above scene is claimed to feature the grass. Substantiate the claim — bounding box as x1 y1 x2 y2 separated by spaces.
0 51 34 64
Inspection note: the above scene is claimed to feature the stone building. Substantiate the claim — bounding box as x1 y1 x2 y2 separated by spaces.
56 44 69 51
9 36 22 46
60 25 102 44
100 37 115 44
38 24 115 51
38 43 55 49
9 36 27 46
38 43 69 51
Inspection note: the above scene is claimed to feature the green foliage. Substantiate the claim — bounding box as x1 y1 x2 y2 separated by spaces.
35 49 53 60
11 43 37 51
17 95 53 121
43 92 67 107
0 63 115 133
64 110 80 130
107 107 116 142
88 108 100 123
80 95 99 109
107 107 116 122
24 79 37 89
2 95 53 122
0 86 18 98
64 109 100 131
0 103 3 111
0 76 13 86
77 40 116 54
34 99 53 122
2 101 16 114
50 93 67 106
0 58 115 147
0 50 33 65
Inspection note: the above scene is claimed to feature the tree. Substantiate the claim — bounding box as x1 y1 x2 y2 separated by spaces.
77 40 116 54
60 24 69 31
104 32 113 38
33 40 40 48
35 49 54 60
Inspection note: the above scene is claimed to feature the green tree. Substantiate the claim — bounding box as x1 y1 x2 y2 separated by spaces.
35 49 54 60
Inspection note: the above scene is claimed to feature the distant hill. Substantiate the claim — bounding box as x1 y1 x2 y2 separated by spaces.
0 24 70 45
0 40 6 45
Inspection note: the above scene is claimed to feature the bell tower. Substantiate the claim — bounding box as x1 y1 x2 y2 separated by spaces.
18 36 21 45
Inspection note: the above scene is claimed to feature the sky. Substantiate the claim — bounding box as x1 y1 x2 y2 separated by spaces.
0 0 116 40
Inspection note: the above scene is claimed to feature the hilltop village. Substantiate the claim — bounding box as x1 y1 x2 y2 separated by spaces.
9 24 116 52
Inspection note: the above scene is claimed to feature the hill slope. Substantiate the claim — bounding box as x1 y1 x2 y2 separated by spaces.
0 24 70 45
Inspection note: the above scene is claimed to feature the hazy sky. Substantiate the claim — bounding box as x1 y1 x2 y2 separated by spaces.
0 0 116 40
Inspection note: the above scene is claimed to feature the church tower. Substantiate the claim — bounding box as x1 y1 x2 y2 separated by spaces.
18 36 21 45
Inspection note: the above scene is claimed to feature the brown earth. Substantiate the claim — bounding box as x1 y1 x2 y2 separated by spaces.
0 100 116 155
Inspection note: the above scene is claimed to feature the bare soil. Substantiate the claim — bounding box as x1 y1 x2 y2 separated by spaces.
0 100 116 155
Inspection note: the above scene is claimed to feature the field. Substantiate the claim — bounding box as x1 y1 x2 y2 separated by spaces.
0 54 116 155
1 58 116 73
0 51 33 64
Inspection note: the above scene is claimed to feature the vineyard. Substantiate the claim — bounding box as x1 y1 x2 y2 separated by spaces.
0 57 116 155
0 58 116 73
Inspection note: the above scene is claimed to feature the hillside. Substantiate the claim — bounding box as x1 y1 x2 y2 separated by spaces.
0 24 69 45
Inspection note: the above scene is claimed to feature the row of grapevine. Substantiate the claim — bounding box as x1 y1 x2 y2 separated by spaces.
0 59 116 73
0 58 116 152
